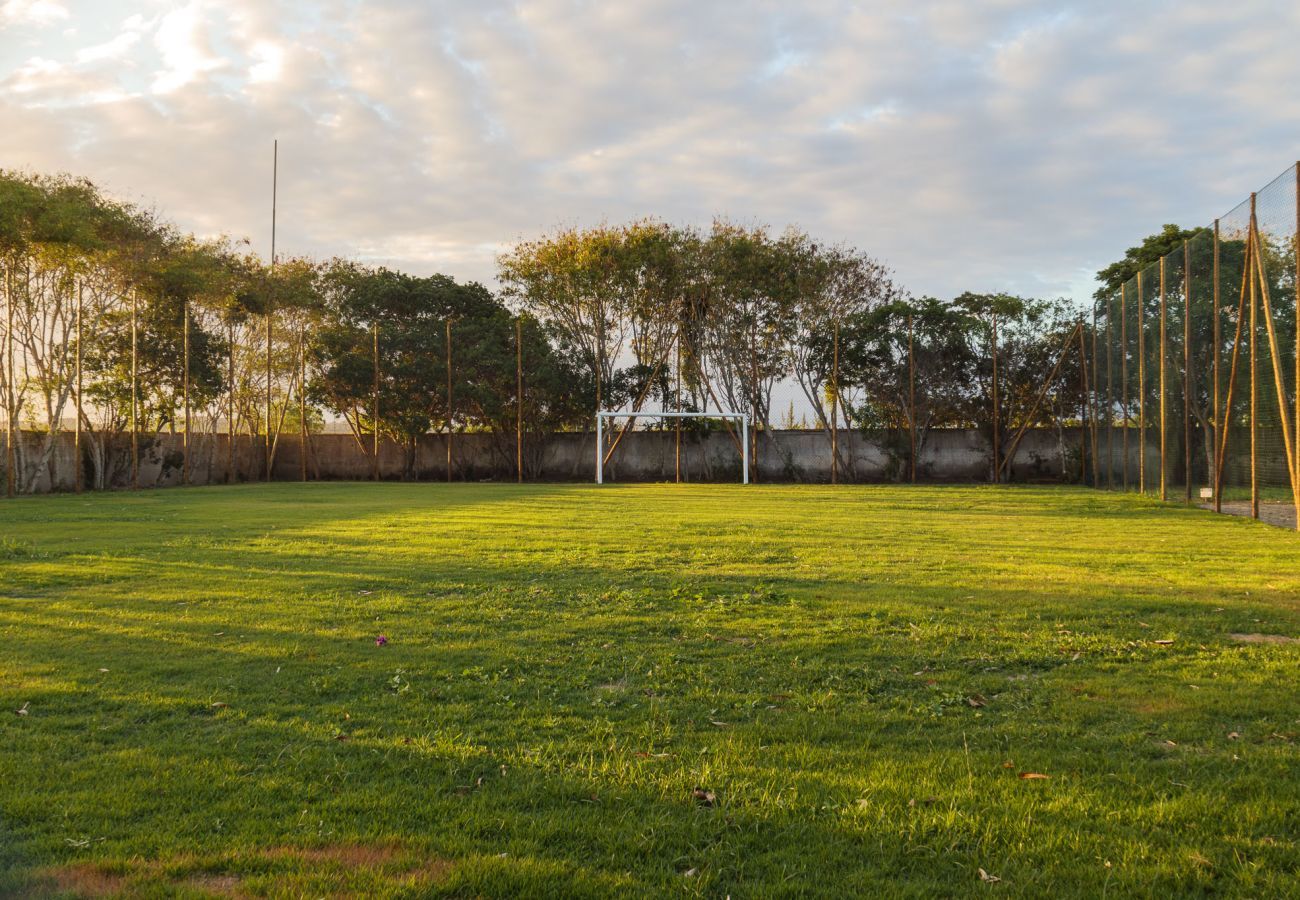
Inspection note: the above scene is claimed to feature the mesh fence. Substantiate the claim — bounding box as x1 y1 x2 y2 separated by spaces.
1092 163 1299 528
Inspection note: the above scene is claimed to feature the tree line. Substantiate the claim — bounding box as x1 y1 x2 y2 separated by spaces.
1 169 1087 492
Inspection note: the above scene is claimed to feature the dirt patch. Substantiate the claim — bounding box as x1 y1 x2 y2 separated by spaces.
1200 500 1297 530
38 863 129 897
273 842 404 868
1230 632 1300 645
32 844 451 896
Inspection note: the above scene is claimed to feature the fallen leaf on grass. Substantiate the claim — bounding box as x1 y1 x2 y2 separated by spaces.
1018 772 1050 780
15 702 29 716
967 695 987 708
682 868 698 878
210 702 228 709
1001 761 1014 769
908 797 938 807
1153 639 1175 646
978 868 1001 883
709 720 729 728
1228 732 1240 740
692 787 716 808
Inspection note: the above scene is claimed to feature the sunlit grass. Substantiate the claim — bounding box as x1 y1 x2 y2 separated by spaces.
2 483 1299 897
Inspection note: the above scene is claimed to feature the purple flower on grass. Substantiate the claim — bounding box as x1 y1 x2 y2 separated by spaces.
375 635 388 647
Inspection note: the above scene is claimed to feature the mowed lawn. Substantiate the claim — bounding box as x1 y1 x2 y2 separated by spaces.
2 484 1299 898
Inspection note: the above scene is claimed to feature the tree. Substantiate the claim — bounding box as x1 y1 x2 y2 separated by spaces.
839 297 975 480
1094 224 1207 302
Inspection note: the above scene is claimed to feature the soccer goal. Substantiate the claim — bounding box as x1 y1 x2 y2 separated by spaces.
596 411 749 484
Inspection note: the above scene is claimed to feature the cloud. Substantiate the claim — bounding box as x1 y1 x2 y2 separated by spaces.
0 0 69 26
2 0 1300 306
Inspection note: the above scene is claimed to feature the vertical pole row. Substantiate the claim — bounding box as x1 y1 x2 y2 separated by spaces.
595 413 603 484
130 290 139 491
445 318 453 483
991 311 1000 483
830 321 839 485
372 322 380 482
1294 162 1300 530
1159 258 1167 501
74 282 83 494
516 316 524 484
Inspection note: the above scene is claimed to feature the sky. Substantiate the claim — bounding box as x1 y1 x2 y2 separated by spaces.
3 0 1300 308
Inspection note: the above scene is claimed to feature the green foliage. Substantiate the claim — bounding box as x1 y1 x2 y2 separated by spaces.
1094 224 1209 301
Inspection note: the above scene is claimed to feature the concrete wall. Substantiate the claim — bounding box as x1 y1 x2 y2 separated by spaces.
4 425 1123 493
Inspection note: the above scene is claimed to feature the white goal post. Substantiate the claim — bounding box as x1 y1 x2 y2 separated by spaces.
596 411 749 484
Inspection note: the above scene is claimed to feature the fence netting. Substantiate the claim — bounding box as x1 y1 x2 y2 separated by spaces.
1093 163 1299 528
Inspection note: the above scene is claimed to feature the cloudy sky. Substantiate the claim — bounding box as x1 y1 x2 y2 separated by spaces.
3 0 1299 306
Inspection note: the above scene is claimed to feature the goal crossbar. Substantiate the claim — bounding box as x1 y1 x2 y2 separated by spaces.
595 411 749 484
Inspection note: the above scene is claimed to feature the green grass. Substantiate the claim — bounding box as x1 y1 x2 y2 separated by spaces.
2 483 1299 898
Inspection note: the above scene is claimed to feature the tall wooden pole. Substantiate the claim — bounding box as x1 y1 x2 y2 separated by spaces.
1078 319 1089 484
446 318 453 483
4 265 13 498
1121 283 1129 491
1091 309 1101 486
830 321 839 485
372 322 380 482
182 298 190 486
1295 163 1300 530
1183 240 1192 504
130 290 139 490
266 139 277 484
1249 193 1259 519
516 317 524 484
1105 297 1113 489
1159 257 1167 501
991 311 1000 483
74 282 83 494
1213 221 1222 512
299 324 308 482
1137 270 1146 494
674 338 682 484
908 313 917 482
227 321 235 483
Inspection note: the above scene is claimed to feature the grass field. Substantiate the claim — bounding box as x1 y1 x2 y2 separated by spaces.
2 483 1299 897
